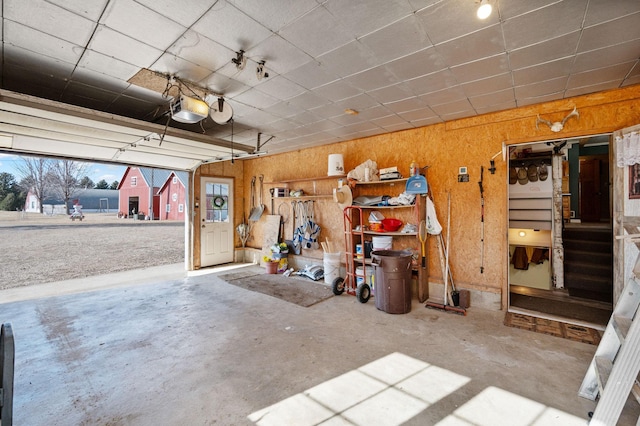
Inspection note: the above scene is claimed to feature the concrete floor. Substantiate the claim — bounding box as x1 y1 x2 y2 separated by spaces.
2 263 638 425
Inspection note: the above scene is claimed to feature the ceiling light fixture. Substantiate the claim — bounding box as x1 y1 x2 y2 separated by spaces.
477 0 492 19
170 95 209 124
256 60 269 80
344 108 359 115
232 50 247 70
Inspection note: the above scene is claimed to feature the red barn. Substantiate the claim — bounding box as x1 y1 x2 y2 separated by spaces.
117 167 162 219
157 172 186 221
117 167 188 220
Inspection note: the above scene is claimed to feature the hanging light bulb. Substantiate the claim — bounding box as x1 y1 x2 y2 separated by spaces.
477 0 492 19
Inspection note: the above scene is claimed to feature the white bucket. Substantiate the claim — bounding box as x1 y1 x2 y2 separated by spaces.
328 154 345 176
355 266 373 286
323 252 341 284
372 236 393 250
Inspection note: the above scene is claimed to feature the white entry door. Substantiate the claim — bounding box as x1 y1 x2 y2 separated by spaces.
200 177 234 267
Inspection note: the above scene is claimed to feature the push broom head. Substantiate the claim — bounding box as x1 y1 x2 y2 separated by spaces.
425 301 467 316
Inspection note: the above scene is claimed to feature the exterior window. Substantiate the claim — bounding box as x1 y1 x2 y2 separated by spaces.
131 176 137 186
172 193 178 202
172 176 178 184
166 204 171 213
178 204 184 213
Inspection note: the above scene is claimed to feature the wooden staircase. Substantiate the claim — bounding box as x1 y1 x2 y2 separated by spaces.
563 226 613 303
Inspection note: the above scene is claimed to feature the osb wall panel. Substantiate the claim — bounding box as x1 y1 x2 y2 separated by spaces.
197 85 640 308
242 145 350 260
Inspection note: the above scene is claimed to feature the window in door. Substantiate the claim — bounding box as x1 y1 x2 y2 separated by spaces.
205 183 229 222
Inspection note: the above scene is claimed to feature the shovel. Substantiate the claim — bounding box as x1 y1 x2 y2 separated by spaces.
249 176 262 221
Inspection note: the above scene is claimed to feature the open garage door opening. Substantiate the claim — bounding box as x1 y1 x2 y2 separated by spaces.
0 154 189 292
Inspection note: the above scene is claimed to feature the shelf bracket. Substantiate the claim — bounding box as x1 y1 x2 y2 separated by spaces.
256 132 275 151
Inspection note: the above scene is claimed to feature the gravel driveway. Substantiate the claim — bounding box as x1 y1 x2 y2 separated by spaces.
0 212 184 290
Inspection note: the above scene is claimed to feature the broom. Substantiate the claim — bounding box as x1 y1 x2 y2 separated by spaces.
426 192 466 315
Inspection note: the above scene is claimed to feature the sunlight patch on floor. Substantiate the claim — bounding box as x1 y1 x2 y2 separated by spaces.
186 262 254 277
437 386 587 426
248 352 468 425
247 352 587 426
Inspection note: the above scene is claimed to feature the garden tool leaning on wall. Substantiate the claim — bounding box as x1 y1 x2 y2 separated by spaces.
418 219 428 303
425 192 466 315
479 166 485 274
406 164 430 303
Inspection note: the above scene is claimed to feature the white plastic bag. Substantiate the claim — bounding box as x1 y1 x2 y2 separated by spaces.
426 197 442 235
347 159 379 182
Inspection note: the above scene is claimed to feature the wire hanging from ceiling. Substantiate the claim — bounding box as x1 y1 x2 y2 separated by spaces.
230 118 234 164
158 114 171 146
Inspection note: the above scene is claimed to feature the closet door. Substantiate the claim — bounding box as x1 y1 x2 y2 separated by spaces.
508 152 554 293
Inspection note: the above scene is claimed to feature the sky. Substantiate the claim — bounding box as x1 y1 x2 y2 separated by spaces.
0 153 127 185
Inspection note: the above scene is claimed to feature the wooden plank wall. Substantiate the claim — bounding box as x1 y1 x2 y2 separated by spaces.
196 85 640 308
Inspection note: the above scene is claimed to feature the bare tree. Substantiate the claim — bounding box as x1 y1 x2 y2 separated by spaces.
16 157 53 214
49 160 89 214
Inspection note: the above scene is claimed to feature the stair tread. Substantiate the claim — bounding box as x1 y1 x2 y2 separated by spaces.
563 236 612 242
564 271 612 282
564 260 612 271
613 316 632 342
564 259 612 268
564 248 612 256
595 356 613 393
563 245 612 253
564 260 612 267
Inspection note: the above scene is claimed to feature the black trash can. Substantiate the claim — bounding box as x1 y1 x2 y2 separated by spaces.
371 250 413 314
